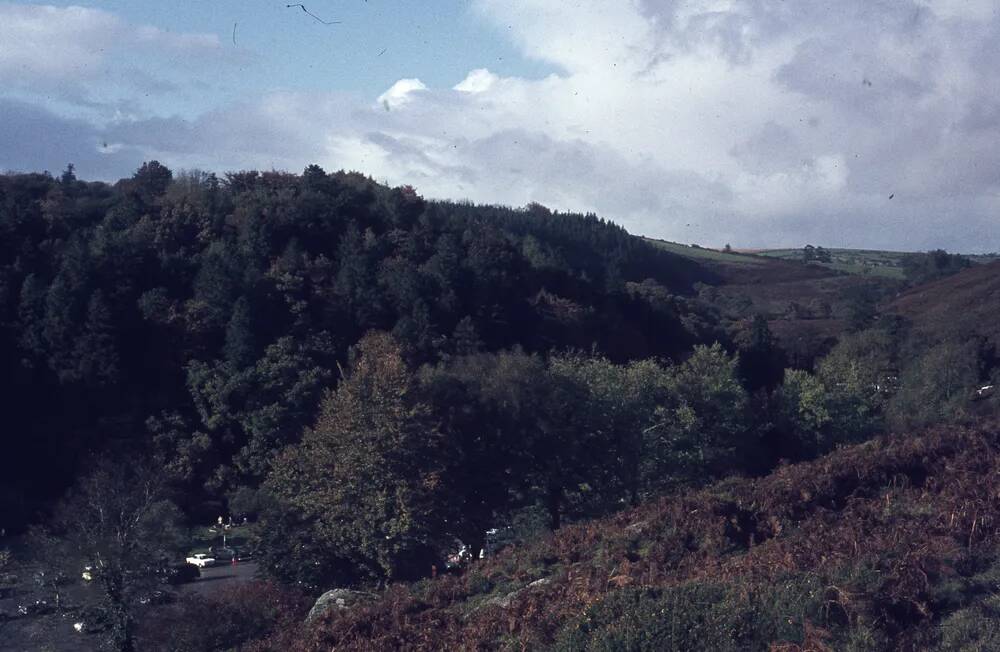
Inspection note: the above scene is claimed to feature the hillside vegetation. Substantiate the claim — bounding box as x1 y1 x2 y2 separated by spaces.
0 165 714 531
756 247 998 280
2 163 998 651
252 420 1000 651
888 260 1000 351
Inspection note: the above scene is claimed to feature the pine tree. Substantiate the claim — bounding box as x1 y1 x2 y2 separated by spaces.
223 296 256 368
73 290 120 386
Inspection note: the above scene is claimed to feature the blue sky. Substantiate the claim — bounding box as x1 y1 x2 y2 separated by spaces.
116 1 553 97
14 1 554 116
2 1 999 251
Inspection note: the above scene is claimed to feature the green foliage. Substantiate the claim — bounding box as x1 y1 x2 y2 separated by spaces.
419 349 552 546
417 344 750 544
548 353 672 506
778 368 835 454
131 160 173 199
552 578 828 651
930 554 1000 651
843 284 880 332
644 343 751 487
735 315 786 391
889 339 981 430
0 163 716 532
224 295 256 367
936 598 1000 652
902 249 972 286
163 334 334 492
779 329 894 455
803 244 832 263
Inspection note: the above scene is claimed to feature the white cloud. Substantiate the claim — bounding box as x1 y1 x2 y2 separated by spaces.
454 68 499 94
4 1 1000 252
377 78 428 110
0 2 229 117
0 4 118 79
0 3 221 80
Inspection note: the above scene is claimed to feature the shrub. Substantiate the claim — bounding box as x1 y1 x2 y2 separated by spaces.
551 576 829 652
936 596 1000 651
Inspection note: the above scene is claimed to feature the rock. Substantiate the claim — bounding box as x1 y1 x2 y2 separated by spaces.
483 577 552 610
485 590 520 609
306 589 376 623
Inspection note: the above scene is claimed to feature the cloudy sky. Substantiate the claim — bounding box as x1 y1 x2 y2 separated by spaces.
2 1 999 251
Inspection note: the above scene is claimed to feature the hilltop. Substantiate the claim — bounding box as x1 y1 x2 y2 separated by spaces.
754 247 999 280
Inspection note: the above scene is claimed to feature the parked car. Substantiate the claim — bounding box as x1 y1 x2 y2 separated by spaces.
210 546 236 559
185 553 216 568
210 545 254 561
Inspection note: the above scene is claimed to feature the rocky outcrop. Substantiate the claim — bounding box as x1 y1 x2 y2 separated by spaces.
306 588 376 622
483 577 551 609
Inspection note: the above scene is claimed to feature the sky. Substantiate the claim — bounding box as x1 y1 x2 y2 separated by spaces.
1 1 999 251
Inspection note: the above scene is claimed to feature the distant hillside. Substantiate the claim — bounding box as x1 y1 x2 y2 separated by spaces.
644 238 771 267
261 421 1000 651
887 260 1000 348
755 247 999 280
645 238 903 367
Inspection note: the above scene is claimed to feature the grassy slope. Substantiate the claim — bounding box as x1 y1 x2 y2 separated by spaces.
266 421 1000 651
645 238 902 367
756 248 1000 280
887 260 1000 348
644 238 770 266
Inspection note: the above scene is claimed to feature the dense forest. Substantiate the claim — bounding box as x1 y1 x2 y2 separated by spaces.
1 163 998 651
0 162 715 532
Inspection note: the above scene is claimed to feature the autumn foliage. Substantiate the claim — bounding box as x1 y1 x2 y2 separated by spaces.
257 421 1000 650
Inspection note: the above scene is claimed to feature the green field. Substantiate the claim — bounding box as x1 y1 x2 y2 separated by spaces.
755 247 999 279
646 238 1000 280
644 238 769 265
754 248 908 278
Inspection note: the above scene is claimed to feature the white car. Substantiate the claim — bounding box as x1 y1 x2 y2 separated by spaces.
185 553 216 568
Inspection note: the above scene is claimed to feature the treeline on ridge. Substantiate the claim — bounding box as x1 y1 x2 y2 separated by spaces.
3 162 1000 651
0 161 715 533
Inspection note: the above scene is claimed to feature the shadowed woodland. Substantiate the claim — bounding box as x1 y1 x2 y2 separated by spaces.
1 163 998 651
